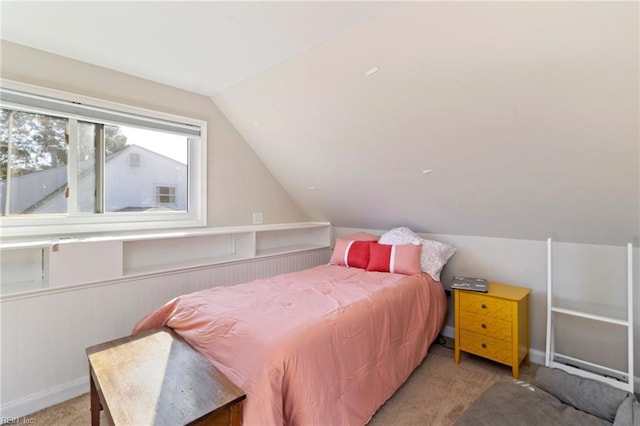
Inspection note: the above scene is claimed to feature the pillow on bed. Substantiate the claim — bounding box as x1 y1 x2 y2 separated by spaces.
366 242 422 276
329 239 372 269
378 227 456 281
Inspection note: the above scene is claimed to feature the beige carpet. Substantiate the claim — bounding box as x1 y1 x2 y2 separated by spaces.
20 339 537 425
367 340 536 425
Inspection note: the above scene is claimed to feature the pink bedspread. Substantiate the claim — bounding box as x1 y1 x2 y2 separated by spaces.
134 265 447 425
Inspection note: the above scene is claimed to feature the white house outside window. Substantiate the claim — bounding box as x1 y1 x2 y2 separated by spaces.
0 80 207 237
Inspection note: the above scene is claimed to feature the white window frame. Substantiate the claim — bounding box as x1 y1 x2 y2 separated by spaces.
0 79 207 238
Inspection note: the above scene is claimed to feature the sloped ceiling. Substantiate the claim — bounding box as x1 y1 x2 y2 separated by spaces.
2 2 638 245
213 2 639 245
0 1 394 95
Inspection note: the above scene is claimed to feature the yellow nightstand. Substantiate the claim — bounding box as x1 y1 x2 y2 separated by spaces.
454 282 530 378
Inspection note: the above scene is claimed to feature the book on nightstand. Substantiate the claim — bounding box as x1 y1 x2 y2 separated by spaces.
450 276 488 293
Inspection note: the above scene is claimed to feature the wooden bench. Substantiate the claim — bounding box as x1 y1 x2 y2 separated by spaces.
86 327 245 426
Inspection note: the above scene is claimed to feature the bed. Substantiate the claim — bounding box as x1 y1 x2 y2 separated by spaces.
133 228 453 425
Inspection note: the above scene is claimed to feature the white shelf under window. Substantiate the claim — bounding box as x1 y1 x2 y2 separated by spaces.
123 253 253 277
255 244 328 258
0 222 331 298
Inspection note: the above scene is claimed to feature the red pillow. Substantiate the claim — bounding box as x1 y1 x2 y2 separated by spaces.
366 242 422 276
329 239 372 269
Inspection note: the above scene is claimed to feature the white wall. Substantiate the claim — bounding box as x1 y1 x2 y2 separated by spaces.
215 2 639 247
336 227 639 390
0 40 309 227
0 249 331 418
0 40 319 418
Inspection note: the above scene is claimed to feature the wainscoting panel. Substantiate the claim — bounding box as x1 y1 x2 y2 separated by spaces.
0 248 331 418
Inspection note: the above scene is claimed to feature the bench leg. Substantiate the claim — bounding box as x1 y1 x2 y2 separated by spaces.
90 373 101 426
230 402 243 426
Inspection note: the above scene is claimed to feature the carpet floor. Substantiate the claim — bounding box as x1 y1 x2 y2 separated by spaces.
19 338 537 425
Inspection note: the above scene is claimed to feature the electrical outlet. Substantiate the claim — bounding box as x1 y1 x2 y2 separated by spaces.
252 212 263 225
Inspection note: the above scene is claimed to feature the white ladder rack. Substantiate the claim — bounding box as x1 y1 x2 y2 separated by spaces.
545 238 634 393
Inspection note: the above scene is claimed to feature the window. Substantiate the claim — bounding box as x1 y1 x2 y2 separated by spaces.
1 110 69 215
129 153 140 167
0 80 207 237
156 186 176 204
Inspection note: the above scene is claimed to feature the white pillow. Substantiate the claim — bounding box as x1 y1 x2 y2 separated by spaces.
378 227 456 281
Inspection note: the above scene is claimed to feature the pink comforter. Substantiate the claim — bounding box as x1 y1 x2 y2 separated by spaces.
134 265 447 425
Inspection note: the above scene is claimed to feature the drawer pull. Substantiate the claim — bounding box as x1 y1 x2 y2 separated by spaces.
481 343 487 348
481 304 487 309
481 323 487 329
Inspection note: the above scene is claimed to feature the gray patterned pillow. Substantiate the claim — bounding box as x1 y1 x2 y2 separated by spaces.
378 227 456 281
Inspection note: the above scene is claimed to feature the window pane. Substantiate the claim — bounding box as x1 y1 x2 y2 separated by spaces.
156 185 176 204
0 82 206 238
78 122 97 213
0 109 69 215
104 125 188 212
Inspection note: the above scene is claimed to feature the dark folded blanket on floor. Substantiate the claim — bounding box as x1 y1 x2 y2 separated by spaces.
454 367 639 426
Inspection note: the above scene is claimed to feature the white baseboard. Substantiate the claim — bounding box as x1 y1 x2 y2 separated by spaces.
441 325 454 339
529 348 545 365
440 327 639 392
0 377 88 419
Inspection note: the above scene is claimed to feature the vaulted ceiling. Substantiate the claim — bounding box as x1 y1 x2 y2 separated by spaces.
2 1 638 245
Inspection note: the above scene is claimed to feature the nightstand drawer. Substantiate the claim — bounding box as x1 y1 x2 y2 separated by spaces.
458 291 512 321
459 329 512 365
459 312 512 341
